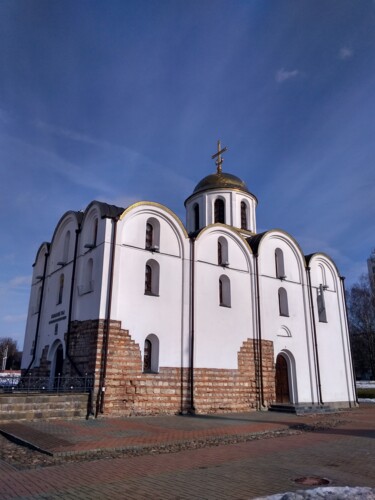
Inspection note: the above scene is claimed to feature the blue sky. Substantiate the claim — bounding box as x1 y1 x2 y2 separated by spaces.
1 0 375 350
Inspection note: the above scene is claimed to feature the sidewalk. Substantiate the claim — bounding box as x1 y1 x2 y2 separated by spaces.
0 407 348 457
0 405 374 499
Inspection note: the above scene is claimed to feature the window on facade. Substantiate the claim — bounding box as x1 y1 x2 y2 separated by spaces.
145 223 153 249
62 231 70 263
145 218 160 251
144 260 160 296
214 198 225 224
278 287 289 316
93 218 98 246
317 285 328 323
144 339 152 372
86 258 93 292
193 203 200 231
54 324 58 336
57 274 64 305
217 237 229 266
145 264 152 293
34 286 42 314
218 241 223 265
219 275 231 307
143 334 159 373
275 248 286 279
240 201 247 230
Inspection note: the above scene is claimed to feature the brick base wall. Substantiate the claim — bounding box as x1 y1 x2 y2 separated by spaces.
27 320 275 416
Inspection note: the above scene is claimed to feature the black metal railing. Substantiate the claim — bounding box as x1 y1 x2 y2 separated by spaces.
0 373 94 393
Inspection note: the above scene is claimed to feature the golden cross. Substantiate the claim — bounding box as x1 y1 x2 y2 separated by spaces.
211 140 228 174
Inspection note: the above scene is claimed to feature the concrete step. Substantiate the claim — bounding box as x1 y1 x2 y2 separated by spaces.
269 403 336 415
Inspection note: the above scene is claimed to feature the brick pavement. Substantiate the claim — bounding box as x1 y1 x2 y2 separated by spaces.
0 406 374 499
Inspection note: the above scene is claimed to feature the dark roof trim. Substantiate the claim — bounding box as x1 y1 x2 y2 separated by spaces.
85 200 125 219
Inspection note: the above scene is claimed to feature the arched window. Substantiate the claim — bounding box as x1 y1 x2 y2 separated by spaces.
193 203 200 231
85 258 94 293
145 218 160 251
317 285 328 323
144 259 160 296
240 201 247 230
318 264 327 289
143 334 159 373
219 275 231 307
144 339 152 372
278 287 289 316
57 274 64 305
35 286 42 314
214 198 225 224
93 218 98 246
62 231 70 263
217 237 229 266
275 248 286 279
145 223 153 249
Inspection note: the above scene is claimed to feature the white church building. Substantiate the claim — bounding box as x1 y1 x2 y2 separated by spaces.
22 143 357 416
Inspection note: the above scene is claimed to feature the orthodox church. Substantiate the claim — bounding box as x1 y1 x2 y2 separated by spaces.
22 143 357 416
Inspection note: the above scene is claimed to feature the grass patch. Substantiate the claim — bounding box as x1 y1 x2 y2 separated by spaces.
357 388 375 399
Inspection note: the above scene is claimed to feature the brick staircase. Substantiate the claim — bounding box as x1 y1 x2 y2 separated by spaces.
0 393 90 423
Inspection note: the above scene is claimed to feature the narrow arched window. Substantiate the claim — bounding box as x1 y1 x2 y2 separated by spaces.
217 237 229 266
63 231 70 263
317 285 328 323
218 241 223 265
219 275 231 307
240 201 247 230
86 258 94 292
144 259 160 296
214 199 225 224
275 248 286 279
33 286 42 314
143 334 160 373
93 218 98 246
145 264 152 294
145 223 153 249
193 203 200 231
57 274 64 305
278 287 289 316
144 339 152 372
145 218 160 251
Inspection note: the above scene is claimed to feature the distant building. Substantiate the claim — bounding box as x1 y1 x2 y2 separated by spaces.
22 144 357 416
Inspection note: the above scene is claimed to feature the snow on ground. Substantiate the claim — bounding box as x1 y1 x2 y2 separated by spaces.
356 381 375 389
256 486 375 499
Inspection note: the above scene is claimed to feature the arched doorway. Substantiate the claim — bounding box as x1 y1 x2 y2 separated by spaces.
49 342 64 389
54 344 64 379
275 354 290 403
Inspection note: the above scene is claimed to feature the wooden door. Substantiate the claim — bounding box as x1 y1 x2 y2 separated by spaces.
275 354 290 403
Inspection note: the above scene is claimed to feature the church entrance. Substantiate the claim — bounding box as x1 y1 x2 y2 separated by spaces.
53 344 64 388
275 354 290 403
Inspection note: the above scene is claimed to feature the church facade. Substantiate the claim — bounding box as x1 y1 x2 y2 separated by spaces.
22 145 357 416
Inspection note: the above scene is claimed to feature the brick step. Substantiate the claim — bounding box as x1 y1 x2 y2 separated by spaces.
0 393 89 422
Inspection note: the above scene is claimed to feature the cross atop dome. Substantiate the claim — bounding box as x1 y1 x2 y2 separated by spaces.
211 140 228 174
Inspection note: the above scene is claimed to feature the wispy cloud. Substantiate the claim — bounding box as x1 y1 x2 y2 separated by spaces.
275 68 300 83
3 313 27 323
9 276 31 288
339 47 353 60
34 120 106 146
0 275 31 296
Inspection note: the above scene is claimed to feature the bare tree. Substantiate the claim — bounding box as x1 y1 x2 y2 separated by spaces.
0 337 21 370
347 275 375 379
